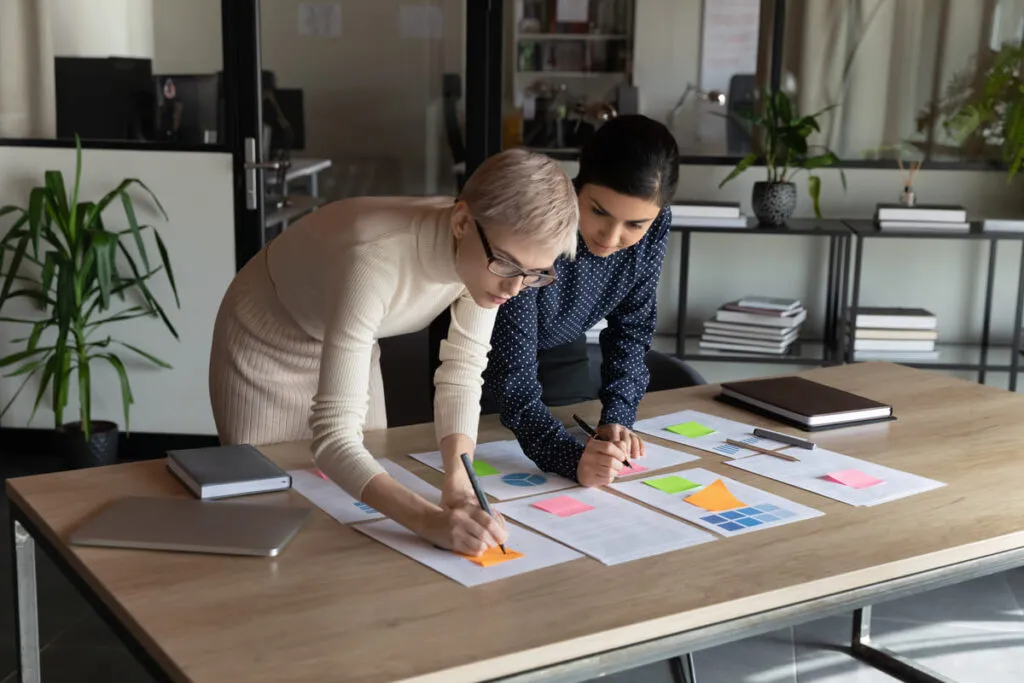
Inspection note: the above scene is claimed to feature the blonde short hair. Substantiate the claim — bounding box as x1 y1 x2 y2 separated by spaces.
461 148 579 260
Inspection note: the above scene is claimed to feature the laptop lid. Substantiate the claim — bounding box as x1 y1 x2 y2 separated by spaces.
69 496 311 557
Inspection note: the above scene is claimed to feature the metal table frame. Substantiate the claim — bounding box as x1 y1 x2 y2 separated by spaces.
13 493 1014 683
843 221 1024 390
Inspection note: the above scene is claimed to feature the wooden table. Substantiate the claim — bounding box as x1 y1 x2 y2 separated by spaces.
9 363 1024 683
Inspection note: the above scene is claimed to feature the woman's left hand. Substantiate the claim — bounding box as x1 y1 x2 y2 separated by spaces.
596 423 646 461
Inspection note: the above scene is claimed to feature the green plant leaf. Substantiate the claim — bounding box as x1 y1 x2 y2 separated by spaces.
78 357 91 437
29 353 58 424
0 316 38 324
4 356 48 378
0 364 43 421
775 90 794 124
44 170 69 224
120 191 151 272
808 174 823 218
70 136 83 236
0 346 52 369
0 231 31 307
53 347 72 429
40 250 57 294
116 341 172 369
100 353 134 433
802 152 840 170
27 319 48 351
152 229 180 307
90 230 118 310
718 152 758 188
115 242 178 339
27 186 46 257
85 307 151 328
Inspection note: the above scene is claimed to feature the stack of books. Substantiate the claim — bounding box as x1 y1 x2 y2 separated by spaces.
700 296 806 355
671 201 749 229
850 307 939 361
875 204 969 233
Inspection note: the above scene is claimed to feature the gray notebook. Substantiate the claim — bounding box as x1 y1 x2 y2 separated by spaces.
167 444 291 500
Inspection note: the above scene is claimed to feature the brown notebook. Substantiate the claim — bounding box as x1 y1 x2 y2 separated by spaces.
719 376 892 428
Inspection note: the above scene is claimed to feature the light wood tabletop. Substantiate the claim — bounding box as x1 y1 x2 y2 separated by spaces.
8 362 1024 683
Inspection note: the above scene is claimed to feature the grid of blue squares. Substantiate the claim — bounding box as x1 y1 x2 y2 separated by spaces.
354 501 378 514
700 503 797 532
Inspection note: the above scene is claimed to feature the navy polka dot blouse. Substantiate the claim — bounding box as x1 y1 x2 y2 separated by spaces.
483 205 671 481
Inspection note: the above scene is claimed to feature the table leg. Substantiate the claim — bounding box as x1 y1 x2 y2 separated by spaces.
310 172 319 198
668 653 697 683
978 240 998 385
1009 243 1024 392
676 230 691 359
850 607 952 683
12 517 42 683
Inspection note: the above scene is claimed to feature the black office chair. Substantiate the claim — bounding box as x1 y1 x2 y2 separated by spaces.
442 73 467 192
584 342 706 398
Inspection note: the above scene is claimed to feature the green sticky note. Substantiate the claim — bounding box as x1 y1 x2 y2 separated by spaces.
666 421 716 438
644 476 701 494
473 459 500 477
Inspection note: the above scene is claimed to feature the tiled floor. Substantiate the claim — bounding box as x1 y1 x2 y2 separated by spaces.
3 431 1023 683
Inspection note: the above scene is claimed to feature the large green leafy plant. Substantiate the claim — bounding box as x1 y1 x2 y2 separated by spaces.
719 89 847 217
0 140 179 439
920 40 1024 182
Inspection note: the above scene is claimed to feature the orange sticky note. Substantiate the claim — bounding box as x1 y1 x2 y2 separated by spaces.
684 479 746 512
459 546 525 567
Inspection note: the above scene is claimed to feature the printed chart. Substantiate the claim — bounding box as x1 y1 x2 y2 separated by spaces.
726 447 946 506
611 467 823 537
410 440 577 500
353 518 583 587
496 487 717 565
633 409 789 458
289 458 441 525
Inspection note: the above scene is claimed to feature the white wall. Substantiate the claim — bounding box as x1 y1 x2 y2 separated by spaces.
151 0 222 73
0 148 235 435
50 0 154 58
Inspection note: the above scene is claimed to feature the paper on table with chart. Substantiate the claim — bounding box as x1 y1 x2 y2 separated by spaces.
409 440 578 500
289 458 441 524
611 467 823 537
725 447 945 506
495 487 717 565
565 425 702 477
633 409 790 458
353 518 583 587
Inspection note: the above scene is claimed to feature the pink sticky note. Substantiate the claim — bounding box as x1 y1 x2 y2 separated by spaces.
825 469 884 489
307 467 329 481
617 463 650 477
531 495 595 517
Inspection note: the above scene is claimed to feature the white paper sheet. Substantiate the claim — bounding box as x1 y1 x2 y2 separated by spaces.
611 467 823 537
289 459 441 524
633 409 790 458
409 441 578 501
353 518 583 586
495 488 717 565
726 447 946 507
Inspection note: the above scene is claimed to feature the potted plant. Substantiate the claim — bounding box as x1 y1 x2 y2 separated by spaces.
718 89 847 225
0 139 179 468
920 40 1023 182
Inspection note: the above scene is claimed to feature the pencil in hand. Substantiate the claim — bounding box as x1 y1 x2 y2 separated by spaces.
572 413 632 469
459 453 507 555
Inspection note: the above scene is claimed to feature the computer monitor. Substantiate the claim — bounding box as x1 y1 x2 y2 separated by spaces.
154 74 222 145
54 57 154 141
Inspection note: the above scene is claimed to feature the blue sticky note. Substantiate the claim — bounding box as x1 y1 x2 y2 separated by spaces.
756 504 780 512
737 517 762 527
701 515 727 524
719 521 744 532
739 507 761 516
720 510 744 520
773 509 797 519
755 514 779 523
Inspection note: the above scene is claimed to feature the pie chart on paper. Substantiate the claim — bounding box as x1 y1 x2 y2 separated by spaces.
501 473 548 487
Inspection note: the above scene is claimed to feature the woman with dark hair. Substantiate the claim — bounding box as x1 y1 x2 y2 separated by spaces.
483 114 681 487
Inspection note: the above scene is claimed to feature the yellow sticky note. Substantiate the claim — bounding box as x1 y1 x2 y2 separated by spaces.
666 421 716 438
460 546 524 567
685 479 746 512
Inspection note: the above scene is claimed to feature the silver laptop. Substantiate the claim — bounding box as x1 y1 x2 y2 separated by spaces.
69 496 311 557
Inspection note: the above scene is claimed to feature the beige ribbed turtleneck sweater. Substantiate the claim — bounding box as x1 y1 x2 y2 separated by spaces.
265 196 497 497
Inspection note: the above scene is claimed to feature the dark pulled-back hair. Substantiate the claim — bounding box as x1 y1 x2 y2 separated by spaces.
575 114 680 206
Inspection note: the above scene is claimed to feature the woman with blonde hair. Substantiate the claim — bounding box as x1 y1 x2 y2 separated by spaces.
209 149 579 555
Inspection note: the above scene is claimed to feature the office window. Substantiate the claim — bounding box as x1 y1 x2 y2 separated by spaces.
0 0 223 145
781 0 1024 163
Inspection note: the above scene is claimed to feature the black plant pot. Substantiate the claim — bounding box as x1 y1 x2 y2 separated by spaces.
752 181 797 226
59 421 120 468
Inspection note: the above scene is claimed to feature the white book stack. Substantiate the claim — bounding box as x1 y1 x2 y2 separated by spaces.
700 297 806 356
875 204 970 233
670 201 749 229
851 307 939 361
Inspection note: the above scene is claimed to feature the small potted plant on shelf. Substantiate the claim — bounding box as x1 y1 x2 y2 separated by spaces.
0 138 180 468
718 89 847 225
920 40 1023 182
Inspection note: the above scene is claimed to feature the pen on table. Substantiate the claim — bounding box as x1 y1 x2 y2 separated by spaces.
724 438 800 462
572 413 632 468
459 452 507 555
752 427 816 450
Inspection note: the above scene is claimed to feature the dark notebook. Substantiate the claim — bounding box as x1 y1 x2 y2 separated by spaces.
718 376 894 430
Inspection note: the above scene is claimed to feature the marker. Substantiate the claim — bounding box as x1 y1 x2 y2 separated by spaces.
459 453 507 555
753 427 816 450
572 413 632 469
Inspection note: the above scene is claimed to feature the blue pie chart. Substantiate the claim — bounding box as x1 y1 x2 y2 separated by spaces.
501 473 547 487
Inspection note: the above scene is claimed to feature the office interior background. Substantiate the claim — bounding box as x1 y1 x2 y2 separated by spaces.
2 1 1024 682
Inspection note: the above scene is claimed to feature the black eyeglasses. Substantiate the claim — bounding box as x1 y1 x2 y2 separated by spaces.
474 220 557 288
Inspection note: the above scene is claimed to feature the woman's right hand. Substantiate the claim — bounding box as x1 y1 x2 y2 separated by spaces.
419 504 508 556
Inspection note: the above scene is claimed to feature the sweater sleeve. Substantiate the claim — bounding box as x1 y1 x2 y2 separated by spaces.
309 244 392 499
433 290 498 444
483 289 585 480
598 211 670 428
